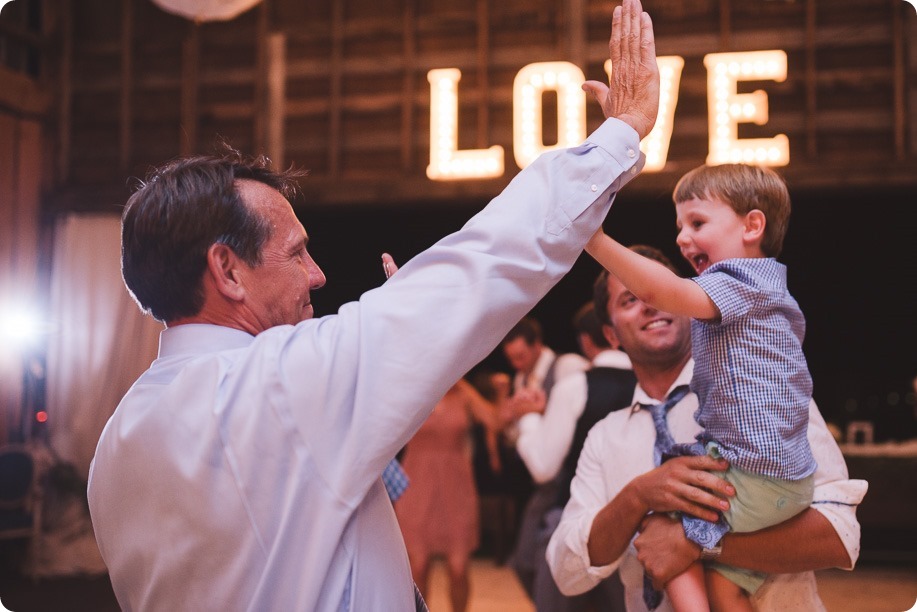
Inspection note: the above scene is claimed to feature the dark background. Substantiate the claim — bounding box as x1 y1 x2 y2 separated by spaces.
302 183 917 441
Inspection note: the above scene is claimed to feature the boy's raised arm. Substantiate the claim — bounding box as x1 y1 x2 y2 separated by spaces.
586 230 719 320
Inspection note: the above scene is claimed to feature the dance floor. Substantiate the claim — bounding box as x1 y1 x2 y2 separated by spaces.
0 556 914 611
425 558 917 612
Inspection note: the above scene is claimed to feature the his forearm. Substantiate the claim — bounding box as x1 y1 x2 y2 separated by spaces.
718 508 852 573
587 480 649 566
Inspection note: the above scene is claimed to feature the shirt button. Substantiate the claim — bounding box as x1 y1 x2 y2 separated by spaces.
591 184 598 192
627 148 636 158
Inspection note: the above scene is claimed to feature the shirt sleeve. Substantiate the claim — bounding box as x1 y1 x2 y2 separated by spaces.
517 373 587 483
546 420 626 595
806 399 868 569
280 119 646 506
553 353 591 381
692 263 760 326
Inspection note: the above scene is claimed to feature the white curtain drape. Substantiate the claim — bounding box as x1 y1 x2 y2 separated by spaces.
46 214 161 480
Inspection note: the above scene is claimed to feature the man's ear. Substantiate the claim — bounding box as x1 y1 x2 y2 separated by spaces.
602 324 620 350
744 209 766 244
206 243 245 301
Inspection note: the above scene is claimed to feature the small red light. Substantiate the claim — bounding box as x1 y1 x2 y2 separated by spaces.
35 411 48 423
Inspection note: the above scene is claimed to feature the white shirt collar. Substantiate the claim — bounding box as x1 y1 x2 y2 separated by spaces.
630 358 694 413
159 323 255 358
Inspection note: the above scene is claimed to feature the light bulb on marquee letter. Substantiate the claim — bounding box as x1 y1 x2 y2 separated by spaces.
605 56 684 172
426 68 504 181
512 62 586 169
704 50 789 166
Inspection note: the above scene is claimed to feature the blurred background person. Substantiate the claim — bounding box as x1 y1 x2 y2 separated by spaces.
395 378 503 612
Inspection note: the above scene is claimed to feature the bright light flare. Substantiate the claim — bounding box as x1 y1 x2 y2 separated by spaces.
0 301 44 352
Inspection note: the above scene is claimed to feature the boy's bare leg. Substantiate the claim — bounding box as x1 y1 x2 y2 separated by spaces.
664 561 710 612
706 568 753 612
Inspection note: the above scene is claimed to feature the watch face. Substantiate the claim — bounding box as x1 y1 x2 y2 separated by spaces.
700 545 722 561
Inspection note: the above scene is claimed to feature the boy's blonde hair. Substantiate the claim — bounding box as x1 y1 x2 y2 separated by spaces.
673 163 791 257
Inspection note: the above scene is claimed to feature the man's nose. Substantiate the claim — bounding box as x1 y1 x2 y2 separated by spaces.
308 259 326 289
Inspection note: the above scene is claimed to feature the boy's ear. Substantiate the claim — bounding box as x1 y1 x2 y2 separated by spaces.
207 243 245 301
743 209 766 244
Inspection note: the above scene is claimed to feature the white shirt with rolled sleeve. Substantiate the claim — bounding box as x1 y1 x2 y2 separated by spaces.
517 349 632 483
87 118 646 612
546 360 867 612
512 347 590 394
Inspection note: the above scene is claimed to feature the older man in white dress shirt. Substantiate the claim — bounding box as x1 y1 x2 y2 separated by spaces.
86 1 662 609
547 253 868 611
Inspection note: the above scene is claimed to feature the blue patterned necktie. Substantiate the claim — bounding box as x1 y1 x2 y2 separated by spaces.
378 459 428 610
382 458 409 502
641 384 691 611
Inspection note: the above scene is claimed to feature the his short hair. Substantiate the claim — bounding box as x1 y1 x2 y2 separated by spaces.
572 302 611 349
502 316 543 347
592 245 681 326
673 163 791 257
121 146 305 322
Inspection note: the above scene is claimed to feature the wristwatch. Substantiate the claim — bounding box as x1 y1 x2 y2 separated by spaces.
700 542 722 561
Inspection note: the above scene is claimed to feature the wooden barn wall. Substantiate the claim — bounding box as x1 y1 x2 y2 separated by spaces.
32 0 917 209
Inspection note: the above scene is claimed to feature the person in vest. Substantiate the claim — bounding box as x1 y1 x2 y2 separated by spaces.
513 301 635 610
501 316 590 596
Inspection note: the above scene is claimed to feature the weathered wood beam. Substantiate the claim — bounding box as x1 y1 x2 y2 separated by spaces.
119 0 133 171
400 0 416 171
329 0 344 177
180 23 200 157
57 0 72 183
892 0 906 161
266 32 286 169
476 0 490 149
805 0 817 158
253 0 269 154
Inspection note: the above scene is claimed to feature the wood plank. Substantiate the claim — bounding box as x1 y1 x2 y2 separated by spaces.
329 0 344 177
59 0 72 183
892 0 906 160
476 0 490 149
805 0 817 158
266 32 286 169
180 23 200 156
253 0 269 154
401 0 417 171
119 0 133 171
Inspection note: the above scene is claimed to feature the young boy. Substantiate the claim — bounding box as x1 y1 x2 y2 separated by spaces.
586 164 816 611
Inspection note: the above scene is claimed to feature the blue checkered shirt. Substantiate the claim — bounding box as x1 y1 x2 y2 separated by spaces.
691 258 816 480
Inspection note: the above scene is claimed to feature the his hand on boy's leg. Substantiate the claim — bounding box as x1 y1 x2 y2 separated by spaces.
631 455 734 522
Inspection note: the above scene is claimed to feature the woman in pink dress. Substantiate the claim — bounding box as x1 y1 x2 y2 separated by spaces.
395 378 502 612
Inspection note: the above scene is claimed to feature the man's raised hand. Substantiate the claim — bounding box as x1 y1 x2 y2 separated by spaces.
582 0 660 140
